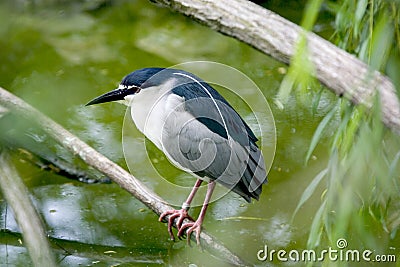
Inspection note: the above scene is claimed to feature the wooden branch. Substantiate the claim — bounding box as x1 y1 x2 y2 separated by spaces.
0 87 247 266
0 149 57 267
152 0 400 134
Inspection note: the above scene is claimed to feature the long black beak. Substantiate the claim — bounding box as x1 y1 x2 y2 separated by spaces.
85 88 138 106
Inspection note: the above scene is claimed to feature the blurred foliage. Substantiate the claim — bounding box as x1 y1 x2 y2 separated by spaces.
287 0 400 261
329 0 400 91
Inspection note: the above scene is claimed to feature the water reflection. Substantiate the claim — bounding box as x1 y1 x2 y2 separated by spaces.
40 184 124 245
70 106 124 163
212 194 248 220
261 214 292 248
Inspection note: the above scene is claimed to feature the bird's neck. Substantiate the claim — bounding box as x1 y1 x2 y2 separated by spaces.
129 79 177 150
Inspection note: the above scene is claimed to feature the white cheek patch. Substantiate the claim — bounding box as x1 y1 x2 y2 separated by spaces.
118 83 139 90
119 94 135 106
115 82 141 106
124 94 135 102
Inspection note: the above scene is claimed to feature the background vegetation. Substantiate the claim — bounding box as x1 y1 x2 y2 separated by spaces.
287 0 400 258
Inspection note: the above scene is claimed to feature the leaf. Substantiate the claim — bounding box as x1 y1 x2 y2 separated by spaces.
311 87 324 114
305 103 338 164
331 102 352 153
389 151 400 191
292 168 328 220
354 0 368 36
275 73 295 108
307 199 327 248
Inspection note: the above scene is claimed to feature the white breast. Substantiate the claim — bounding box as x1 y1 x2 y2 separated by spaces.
126 82 207 174
126 79 181 151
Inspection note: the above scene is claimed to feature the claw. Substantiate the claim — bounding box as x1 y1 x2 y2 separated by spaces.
159 209 194 241
177 220 202 246
159 181 213 245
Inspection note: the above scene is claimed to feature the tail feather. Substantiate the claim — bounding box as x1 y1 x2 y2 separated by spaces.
232 143 267 202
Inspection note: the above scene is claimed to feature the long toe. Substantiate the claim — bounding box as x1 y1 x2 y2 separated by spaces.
159 209 194 241
167 213 182 240
176 210 193 229
177 221 202 246
159 210 175 222
159 210 179 240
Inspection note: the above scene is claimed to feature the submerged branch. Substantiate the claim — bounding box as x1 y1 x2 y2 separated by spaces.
0 230 165 265
0 87 247 266
152 0 400 135
0 113 111 184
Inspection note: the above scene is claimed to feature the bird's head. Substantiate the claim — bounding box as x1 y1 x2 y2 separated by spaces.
86 67 166 106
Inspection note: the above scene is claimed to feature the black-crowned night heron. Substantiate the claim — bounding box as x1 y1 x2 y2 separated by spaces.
86 68 267 245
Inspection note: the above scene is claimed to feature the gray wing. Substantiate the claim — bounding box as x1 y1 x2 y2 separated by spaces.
162 79 267 202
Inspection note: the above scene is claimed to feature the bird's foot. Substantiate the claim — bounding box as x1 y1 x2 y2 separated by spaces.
177 220 202 246
159 209 194 241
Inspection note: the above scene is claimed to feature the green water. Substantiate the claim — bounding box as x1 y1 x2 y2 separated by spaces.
0 0 377 266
